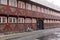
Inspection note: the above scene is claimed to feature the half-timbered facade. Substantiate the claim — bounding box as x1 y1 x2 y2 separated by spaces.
0 0 60 33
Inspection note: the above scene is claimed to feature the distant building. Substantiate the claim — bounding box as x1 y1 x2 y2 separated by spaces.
0 0 60 33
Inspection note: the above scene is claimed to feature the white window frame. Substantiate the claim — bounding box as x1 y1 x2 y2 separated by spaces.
0 0 7 5
26 3 31 10
37 7 40 12
22 2 25 9
41 8 44 13
32 19 36 23
32 5 36 11
18 1 22 8
8 17 17 23
0 17 7 23
25 18 31 23
9 0 17 7
18 1 25 9
18 18 24 23
44 20 47 23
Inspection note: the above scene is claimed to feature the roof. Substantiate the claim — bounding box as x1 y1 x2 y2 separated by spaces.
30 0 60 12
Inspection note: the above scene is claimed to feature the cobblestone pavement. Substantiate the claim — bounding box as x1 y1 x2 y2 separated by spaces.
38 31 60 40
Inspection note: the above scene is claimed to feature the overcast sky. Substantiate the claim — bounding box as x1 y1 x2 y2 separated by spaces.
47 0 60 7
31 0 60 7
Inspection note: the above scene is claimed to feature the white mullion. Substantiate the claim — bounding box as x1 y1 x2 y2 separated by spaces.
1 17 7 23
8 17 13 23
12 18 13 23
18 18 24 23
1 17 3 23
5 17 7 23
12 17 13 23
14 18 16 23
15 18 16 23
12 17 16 23
0 17 1 23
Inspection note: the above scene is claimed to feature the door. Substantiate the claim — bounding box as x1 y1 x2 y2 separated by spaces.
37 20 44 30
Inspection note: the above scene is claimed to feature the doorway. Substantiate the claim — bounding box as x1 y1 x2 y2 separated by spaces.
37 20 44 30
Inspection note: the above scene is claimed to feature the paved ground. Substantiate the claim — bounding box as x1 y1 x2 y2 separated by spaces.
38 31 60 40
1 28 60 40
9 32 60 40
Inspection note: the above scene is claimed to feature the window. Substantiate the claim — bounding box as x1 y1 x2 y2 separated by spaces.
0 0 7 5
9 18 12 22
18 18 24 23
44 8 47 14
18 1 22 8
51 10 53 14
32 19 36 23
22 2 25 9
47 9 50 14
9 0 17 7
41 8 44 13
13 18 16 23
18 1 25 9
25 18 31 23
37 7 40 12
2 17 7 23
26 3 31 10
8 17 16 23
49 10 51 14
32 5 36 11
44 20 51 23
0 17 7 23
44 20 47 23
47 20 50 23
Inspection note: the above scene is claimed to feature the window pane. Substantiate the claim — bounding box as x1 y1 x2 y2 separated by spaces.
44 8 47 14
8 17 12 23
25 18 31 23
18 1 22 8
32 5 36 11
13 18 16 23
37 7 40 12
18 18 24 23
32 19 36 23
0 17 7 23
0 17 1 23
22 2 25 9
26 3 31 10
41 8 44 13
2 17 7 23
18 1 25 9
8 17 16 23
1 0 7 5
9 0 17 7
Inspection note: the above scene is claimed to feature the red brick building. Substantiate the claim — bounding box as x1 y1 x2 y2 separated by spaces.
0 0 60 33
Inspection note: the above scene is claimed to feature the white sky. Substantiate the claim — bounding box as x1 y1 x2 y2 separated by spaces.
47 0 60 7
31 0 60 7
